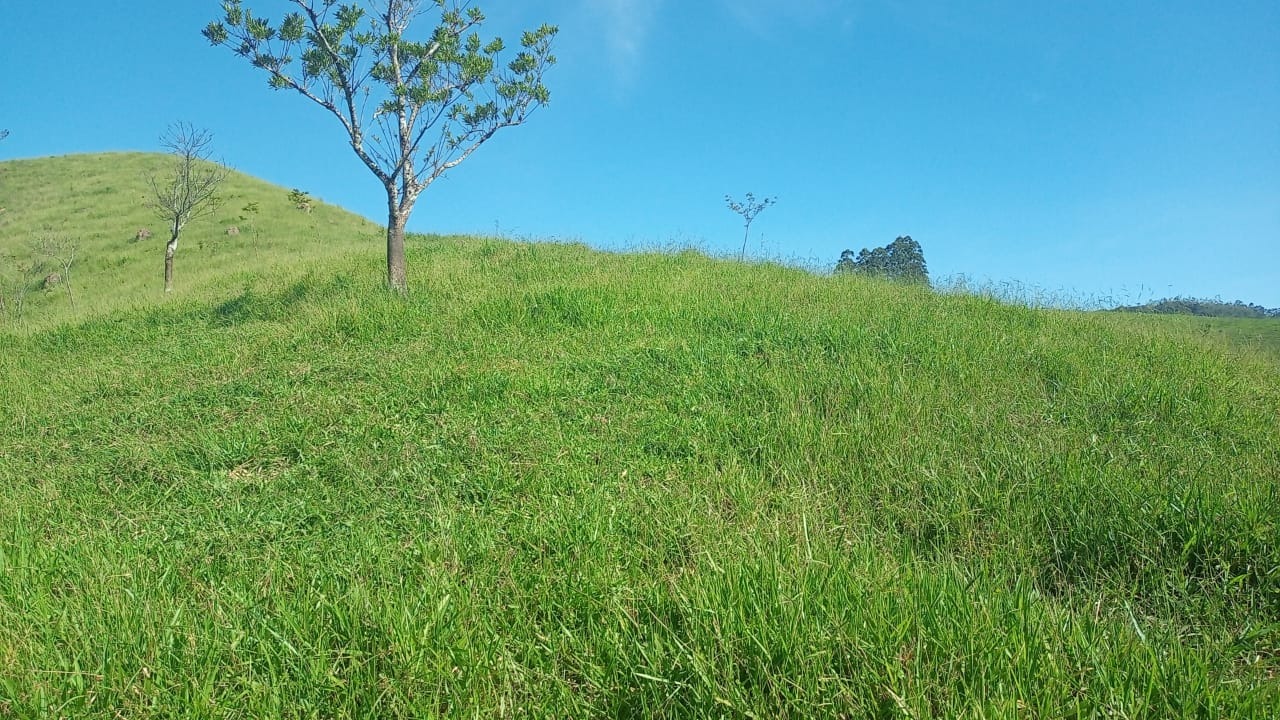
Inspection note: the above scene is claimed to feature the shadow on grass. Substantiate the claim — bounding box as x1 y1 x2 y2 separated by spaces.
210 273 349 327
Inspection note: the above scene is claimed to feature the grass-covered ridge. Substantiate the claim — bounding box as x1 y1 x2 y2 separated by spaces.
1164 315 1280 365
1 237 1277 717
0 152 381 328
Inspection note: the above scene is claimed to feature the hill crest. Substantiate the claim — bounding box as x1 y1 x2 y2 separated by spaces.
0 152 382 328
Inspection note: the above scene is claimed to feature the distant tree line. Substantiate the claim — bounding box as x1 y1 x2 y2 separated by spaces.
1114 297 1280 319
835 236 929 284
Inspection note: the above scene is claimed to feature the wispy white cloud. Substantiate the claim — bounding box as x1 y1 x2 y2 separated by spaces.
584 0 664 85
720 0 854 35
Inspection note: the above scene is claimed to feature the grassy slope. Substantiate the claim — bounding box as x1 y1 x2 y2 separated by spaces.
1 156 1278 716
0 152 382 328
1160 315 1280 365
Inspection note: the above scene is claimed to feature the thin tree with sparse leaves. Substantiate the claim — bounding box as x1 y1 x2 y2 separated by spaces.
725 192 776 261
204 0 557 293
32 235 79 308
146 123 230 293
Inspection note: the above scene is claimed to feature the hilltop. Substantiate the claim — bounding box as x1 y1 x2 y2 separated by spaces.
0 153 382 327
0 157 1278 717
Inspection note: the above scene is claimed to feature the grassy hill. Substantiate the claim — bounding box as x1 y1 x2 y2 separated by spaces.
1 157 1278 717
0 152 382 328
1161 315 1280 364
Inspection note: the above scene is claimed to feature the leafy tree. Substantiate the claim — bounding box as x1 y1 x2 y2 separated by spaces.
834 249 856 274
725 192 776 261
205 0 558 293
836 236 929 284
885 235 928 283
146 123 230 293
855 247 890 276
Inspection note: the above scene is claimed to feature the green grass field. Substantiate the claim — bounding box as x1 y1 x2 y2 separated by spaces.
1 152 382 329
1 156 1278 717
1169 315 1280 364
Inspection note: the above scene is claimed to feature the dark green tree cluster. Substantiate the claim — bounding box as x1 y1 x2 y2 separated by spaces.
1115 297 1280 319
835 235 928 284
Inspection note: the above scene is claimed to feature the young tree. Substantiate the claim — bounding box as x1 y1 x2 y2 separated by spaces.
0 252 37 322
146 123 230 293
204 0 558 292
32 235 79 308
725 192 776 261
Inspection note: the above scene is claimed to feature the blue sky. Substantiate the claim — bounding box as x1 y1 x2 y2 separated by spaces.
2 1 1277 306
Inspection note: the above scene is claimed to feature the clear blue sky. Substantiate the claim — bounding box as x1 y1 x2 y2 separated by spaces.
3 1 1277 306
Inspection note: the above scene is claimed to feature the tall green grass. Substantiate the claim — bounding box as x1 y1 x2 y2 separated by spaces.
2 237 1277 717
1146 314 1280 365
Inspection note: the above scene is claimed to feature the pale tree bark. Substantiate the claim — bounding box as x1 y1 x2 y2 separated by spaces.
164 231 179 293
386 199 409 292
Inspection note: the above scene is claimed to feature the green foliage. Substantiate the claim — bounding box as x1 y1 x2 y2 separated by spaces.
833 249 856 274
1 238 1277 716
1116 296 1280 319
204 0 558 290
287 188 313 211
836 235 929 284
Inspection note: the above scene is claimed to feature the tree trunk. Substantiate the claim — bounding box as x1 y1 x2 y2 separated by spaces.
386 205 408 293
164 233 178 293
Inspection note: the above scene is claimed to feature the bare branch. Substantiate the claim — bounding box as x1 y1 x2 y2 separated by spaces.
146 123 231 292
31 235 79 308
725 193 777 262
